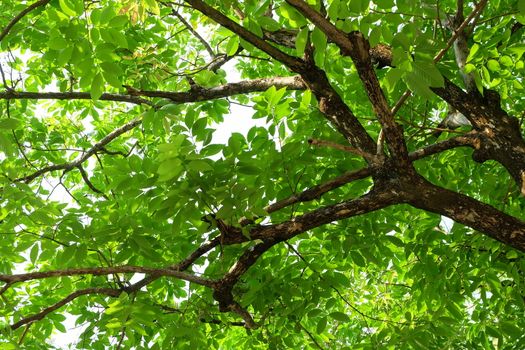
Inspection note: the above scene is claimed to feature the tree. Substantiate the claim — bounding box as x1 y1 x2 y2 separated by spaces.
0 0 524 348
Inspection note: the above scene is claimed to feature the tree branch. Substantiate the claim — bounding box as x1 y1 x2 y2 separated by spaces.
134 76 305 101
0 265 213 287
184 0 305 71
171 9 215 58
15 118 141 183
0 0 51 42
10 287 119 330
0 76 305 105
391 0 488 115
407 176 525 251
11 77 306 183
0 91 152 105
308 138 376 161
184 0 377 155
265 132 478 214
285 0 409 165
76 164 108 198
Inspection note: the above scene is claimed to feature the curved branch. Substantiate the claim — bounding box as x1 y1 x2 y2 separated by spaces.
0 265 213 287
12 77 305 183
10 287 119 330
265 132 478 214
0 0 51 42
15 118 141 183
184 0 376 154
285 0 409 164
184 0 305 71
0 76 305 105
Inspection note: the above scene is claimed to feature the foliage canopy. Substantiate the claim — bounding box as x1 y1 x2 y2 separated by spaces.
1 0 525 348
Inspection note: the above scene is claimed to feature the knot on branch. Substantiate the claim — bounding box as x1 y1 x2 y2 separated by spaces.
346 31 370 61
370 44 393 68
213 284 259 329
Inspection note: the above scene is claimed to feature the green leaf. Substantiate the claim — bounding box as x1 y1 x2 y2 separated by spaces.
467 43 480 63
295 27 309 57
316 317 327 334
109 15 128 28
329 312 349 322
500 321 522 337
30 244 39 264
101 62 123 88
237 162 260 175
90 73 104 100
257 16 281 31
384 67 403 92
157 158 184 181
404 71 435 100
412 61 444 88
446 302 463 320
187 160 213 172
308 308 323 318
487 59 501 72
59 0 79 16
0 118 21 130
144 0 160 15
350 251 366 267
225 36 239 56
519 0 525 15
311 27 327 65
48 36 68 50
301 89 312 107
481 66 491 83
386 235 404 247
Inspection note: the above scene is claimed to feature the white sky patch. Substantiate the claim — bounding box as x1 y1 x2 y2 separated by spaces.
210 60 267 145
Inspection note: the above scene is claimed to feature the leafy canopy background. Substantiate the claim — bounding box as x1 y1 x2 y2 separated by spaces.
0 0 525 349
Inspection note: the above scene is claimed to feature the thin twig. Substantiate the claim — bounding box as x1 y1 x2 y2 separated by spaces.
391 0 488 115
308 138 376 161
76 164 109 199
171 9 215 58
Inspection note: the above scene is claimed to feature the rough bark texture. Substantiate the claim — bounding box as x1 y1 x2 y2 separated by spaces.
2 0 524 335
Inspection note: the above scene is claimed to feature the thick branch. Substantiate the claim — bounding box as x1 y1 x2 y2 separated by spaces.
407 177 525 251
308 138 376 160
185 0 376 154
252 190 401 243
213 240 276 328
184 0 305 71
0 76 305 105
0 265 213 287
432 79 525 194
285 0 408 164
135 76 305 101
266 133 478 214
